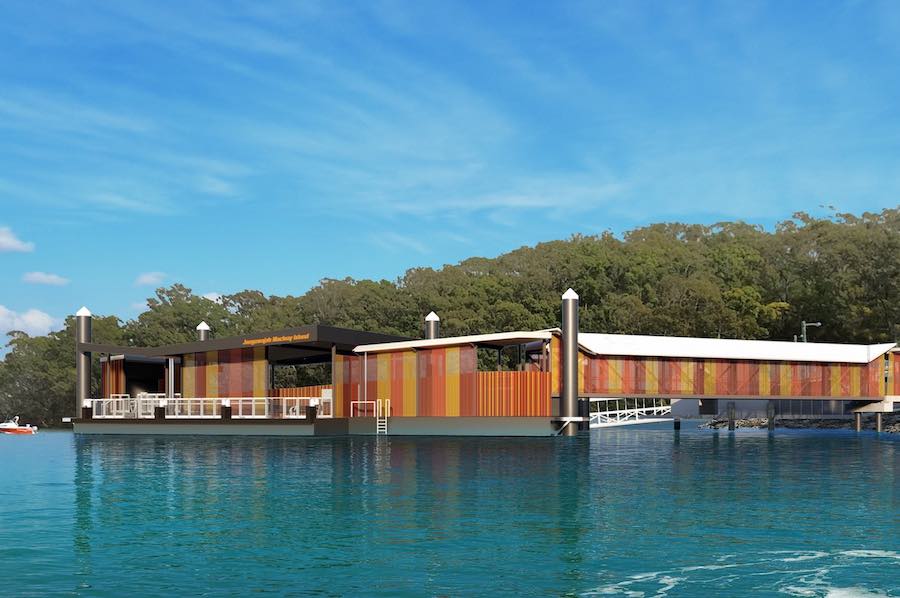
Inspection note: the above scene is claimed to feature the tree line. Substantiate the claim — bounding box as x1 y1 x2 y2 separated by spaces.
2 209 898 425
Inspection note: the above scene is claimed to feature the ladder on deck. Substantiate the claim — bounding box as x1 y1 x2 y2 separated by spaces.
376 399 390 435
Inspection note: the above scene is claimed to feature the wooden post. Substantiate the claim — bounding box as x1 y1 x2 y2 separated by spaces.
727 401 736 431
766 400 776 431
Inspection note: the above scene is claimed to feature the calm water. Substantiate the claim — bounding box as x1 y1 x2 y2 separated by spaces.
1 427 899 597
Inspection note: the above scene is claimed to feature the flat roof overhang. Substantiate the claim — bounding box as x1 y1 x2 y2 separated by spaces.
78 325 410 359
354 330 556 354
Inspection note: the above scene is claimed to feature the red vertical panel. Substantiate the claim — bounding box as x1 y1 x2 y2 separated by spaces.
821 364 831 397
390 352 404 416
634 359 646 395
460 346 477 416
234 351 243 398
366 354 377 407
894 355 900 395
242 349 253 398
436 349 447 416
417 350 430 416
769 362 779 396
791 363 802 396
800 363 811 396
693 361 705 395
747 362 759 396
349 355 360 416
621 358 634 394
657 359 667 395
715 361 727 395
600 357 610 394
216 350 227 397
196 352 207 398
840 364 851 396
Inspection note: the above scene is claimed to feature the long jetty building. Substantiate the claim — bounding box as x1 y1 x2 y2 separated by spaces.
71 291 899 436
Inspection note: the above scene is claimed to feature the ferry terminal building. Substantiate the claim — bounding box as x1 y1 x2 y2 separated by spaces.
71 291 900 437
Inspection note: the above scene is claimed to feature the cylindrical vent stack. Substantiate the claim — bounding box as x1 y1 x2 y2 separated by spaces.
561 288 579 437
75 306 92 417
425 311 440 339
196 321 210 341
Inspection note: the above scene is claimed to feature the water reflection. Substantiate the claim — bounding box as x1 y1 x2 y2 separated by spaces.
65 430 900 595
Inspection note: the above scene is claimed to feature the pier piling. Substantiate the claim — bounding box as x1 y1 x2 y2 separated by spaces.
727 402 736 431
854 412 862 432
876 412 883 433
766 401 776 432
673 418 681 431
561 289 579 437
75 307 92 418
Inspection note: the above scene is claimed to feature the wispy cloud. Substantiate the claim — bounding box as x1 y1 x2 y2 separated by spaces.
0 226 35 252
87 193 169 214
22 271 70 286
0 305 56 337
370 232 429 254
135 271 166 286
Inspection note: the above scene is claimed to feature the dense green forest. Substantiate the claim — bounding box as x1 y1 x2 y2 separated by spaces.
2 209 899 425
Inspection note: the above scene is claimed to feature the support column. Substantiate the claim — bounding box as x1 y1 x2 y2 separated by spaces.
425 311 440 340
561 288 579 437
876 412 883 433
166 357 175 399
854 412 862 432
196 321 210 341
75 307 92 418
766 400 776 432
727 401 736 431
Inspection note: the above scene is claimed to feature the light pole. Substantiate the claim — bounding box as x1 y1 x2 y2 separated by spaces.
800 320 821 343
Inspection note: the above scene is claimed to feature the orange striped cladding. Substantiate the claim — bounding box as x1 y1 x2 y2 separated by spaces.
274 385 333 397
332 353 360 418
180 347 268 399
893 352 900 395
476 371 550 416
101 359 125 397
577 354 887 399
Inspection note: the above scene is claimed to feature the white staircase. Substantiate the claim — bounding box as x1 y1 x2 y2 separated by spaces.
376 399 390 435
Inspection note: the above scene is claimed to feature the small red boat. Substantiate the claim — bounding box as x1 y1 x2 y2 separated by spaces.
0 418 37 435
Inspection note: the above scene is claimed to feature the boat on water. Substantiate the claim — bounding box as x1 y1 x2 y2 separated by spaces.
0 417 38 435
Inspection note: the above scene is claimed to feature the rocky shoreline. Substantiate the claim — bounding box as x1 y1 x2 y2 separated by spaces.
700 415 900 433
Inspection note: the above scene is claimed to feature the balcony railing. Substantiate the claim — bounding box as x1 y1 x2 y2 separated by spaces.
89 391 333 420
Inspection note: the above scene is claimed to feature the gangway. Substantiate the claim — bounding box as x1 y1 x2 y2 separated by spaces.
589 397 672 428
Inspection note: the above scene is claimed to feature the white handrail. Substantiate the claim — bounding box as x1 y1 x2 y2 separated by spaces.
91 395 333 420
350 400 376 418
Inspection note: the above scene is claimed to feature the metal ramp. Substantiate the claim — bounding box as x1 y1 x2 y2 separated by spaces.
589 397 672 428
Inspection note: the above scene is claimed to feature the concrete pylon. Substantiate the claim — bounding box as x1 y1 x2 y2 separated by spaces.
75 307 92 417
196 321 210 341
425 311 440 340
561 288 579 437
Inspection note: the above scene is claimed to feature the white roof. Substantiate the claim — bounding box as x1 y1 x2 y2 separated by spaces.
355 330 554 353
76 306 91 317
579 333 896 364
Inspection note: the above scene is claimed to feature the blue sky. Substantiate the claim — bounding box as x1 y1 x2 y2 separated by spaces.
1 0 900 338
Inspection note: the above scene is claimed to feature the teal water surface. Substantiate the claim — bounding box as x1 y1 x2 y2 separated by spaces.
1 428 898 596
